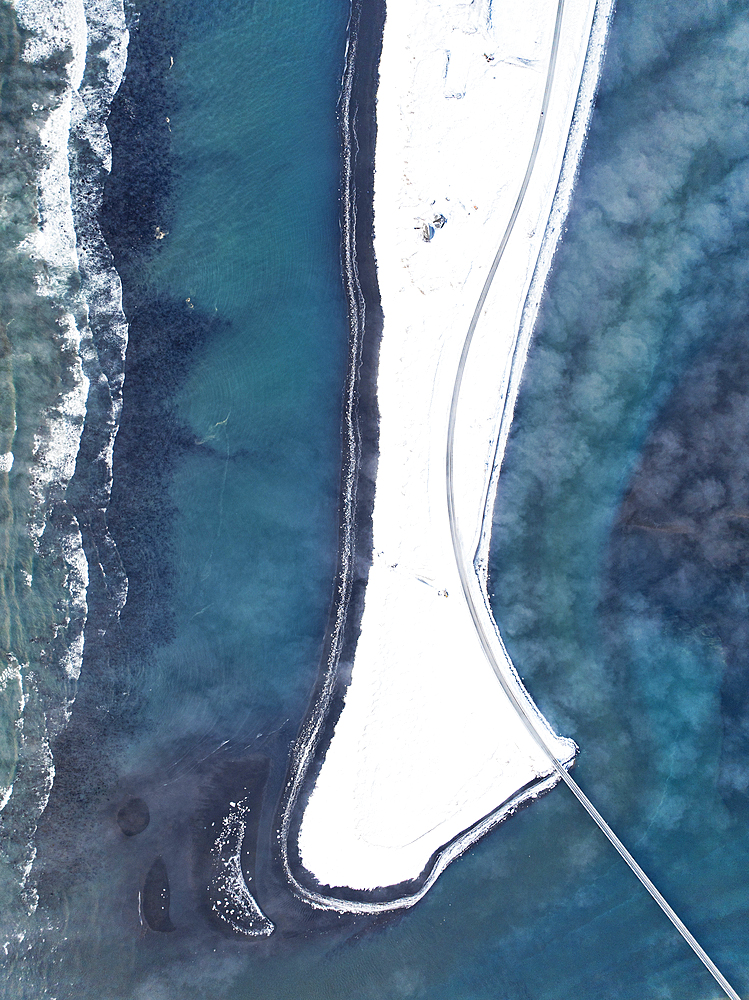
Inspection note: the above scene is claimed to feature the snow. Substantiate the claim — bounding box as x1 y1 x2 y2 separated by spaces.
295 0 614 902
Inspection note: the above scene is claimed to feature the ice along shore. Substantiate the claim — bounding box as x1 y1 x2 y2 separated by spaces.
281 0 615 910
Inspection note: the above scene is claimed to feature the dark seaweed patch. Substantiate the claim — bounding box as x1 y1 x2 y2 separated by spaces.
106 295 228 658
117 796 150 836
100 5 176 274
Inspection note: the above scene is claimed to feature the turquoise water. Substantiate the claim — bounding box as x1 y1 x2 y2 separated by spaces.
117 0 350 764
2 0 749 996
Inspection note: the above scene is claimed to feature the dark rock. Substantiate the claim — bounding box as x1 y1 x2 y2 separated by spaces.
142 856 174 932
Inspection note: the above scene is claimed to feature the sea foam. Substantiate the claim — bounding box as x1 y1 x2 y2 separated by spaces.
1 0 129 916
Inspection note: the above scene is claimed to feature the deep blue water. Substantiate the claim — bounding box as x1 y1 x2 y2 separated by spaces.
2 0 749 996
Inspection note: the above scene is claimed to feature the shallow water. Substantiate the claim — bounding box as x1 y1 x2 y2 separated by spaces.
1 0 749 996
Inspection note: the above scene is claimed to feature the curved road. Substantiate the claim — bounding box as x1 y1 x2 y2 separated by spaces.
445 2 741 997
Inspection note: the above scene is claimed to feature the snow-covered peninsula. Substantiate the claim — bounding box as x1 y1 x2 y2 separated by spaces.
286 0 614 908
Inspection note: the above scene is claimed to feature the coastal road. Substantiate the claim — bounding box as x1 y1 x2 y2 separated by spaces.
445 1 742 997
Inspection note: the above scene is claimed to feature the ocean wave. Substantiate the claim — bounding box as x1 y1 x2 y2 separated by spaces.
68 0 129 618
0 0 129 917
